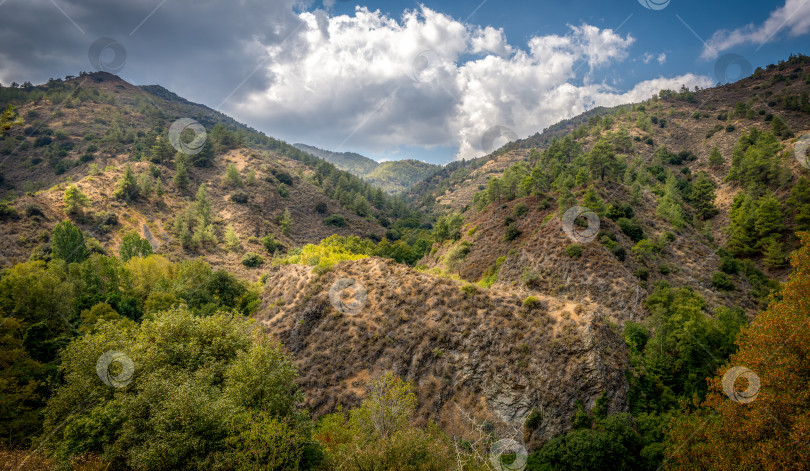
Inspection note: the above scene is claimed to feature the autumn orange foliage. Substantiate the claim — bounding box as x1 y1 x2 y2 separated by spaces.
664 232 810 470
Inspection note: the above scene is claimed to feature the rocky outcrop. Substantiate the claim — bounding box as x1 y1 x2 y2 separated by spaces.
255 257 629 450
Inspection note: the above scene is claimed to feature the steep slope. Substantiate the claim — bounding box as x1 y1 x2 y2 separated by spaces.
416 56 810 321
294 143 440 195
256 257 629 448
0 72 409 275
406 107 619 214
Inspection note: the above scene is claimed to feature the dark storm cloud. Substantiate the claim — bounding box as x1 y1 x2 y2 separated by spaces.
0 0 306 106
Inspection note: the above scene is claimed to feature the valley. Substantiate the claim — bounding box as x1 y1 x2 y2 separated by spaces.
1 54 810 471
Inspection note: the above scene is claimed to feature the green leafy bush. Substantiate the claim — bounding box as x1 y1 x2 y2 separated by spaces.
564 244 584 258
617 218 644 243
42 308 312 470
523 296 543 310
711 271 734 291
241 252 264 268
504 222 521 242
230 191 248 204
324 214 346 227
262 233 284 254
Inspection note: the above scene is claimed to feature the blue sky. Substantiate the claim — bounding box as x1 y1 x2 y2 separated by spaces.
0 0 808 164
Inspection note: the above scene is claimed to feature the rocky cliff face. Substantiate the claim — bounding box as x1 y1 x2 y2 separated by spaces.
255 257 628 449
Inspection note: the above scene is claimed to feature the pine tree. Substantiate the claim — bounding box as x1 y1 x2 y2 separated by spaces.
195 184 211 227
191 140 215 168
487 177 502 204
588 136 620 181
174 154 190 191
63 185 89 215
708 146 724 166
582 186 604 215
113 164 140 202
690 172 718 220
656 174 686 229
149 137 175 164
139 174 153 199
225 163 242 187
762 237 787 269
192 184 217 249
788 177 810 231
727 192 758 256
279 209 292 236
771 115 793 139
224 225 241 251
754 194 784 242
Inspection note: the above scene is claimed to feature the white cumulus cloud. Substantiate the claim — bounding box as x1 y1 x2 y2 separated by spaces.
701 0 810 59
231 5 711 160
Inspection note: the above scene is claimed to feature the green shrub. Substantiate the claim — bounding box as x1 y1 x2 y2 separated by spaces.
261 233 283 253
512 202 529 218
634 267 650 281
270 169 294 186
461 284 478 297
230 191 248 204
719 255 740 274
612 245 627 261
711 271 734 291
617 218 644 243
606 203 633 221
504 222 521 242
0 202 20 220
523 296 543 310
315 201 328 214
277 183 290 198
324 214 346 227
564 244 584 258
241 252 264 267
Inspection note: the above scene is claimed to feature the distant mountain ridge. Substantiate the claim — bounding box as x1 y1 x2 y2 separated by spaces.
294 143 439 194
